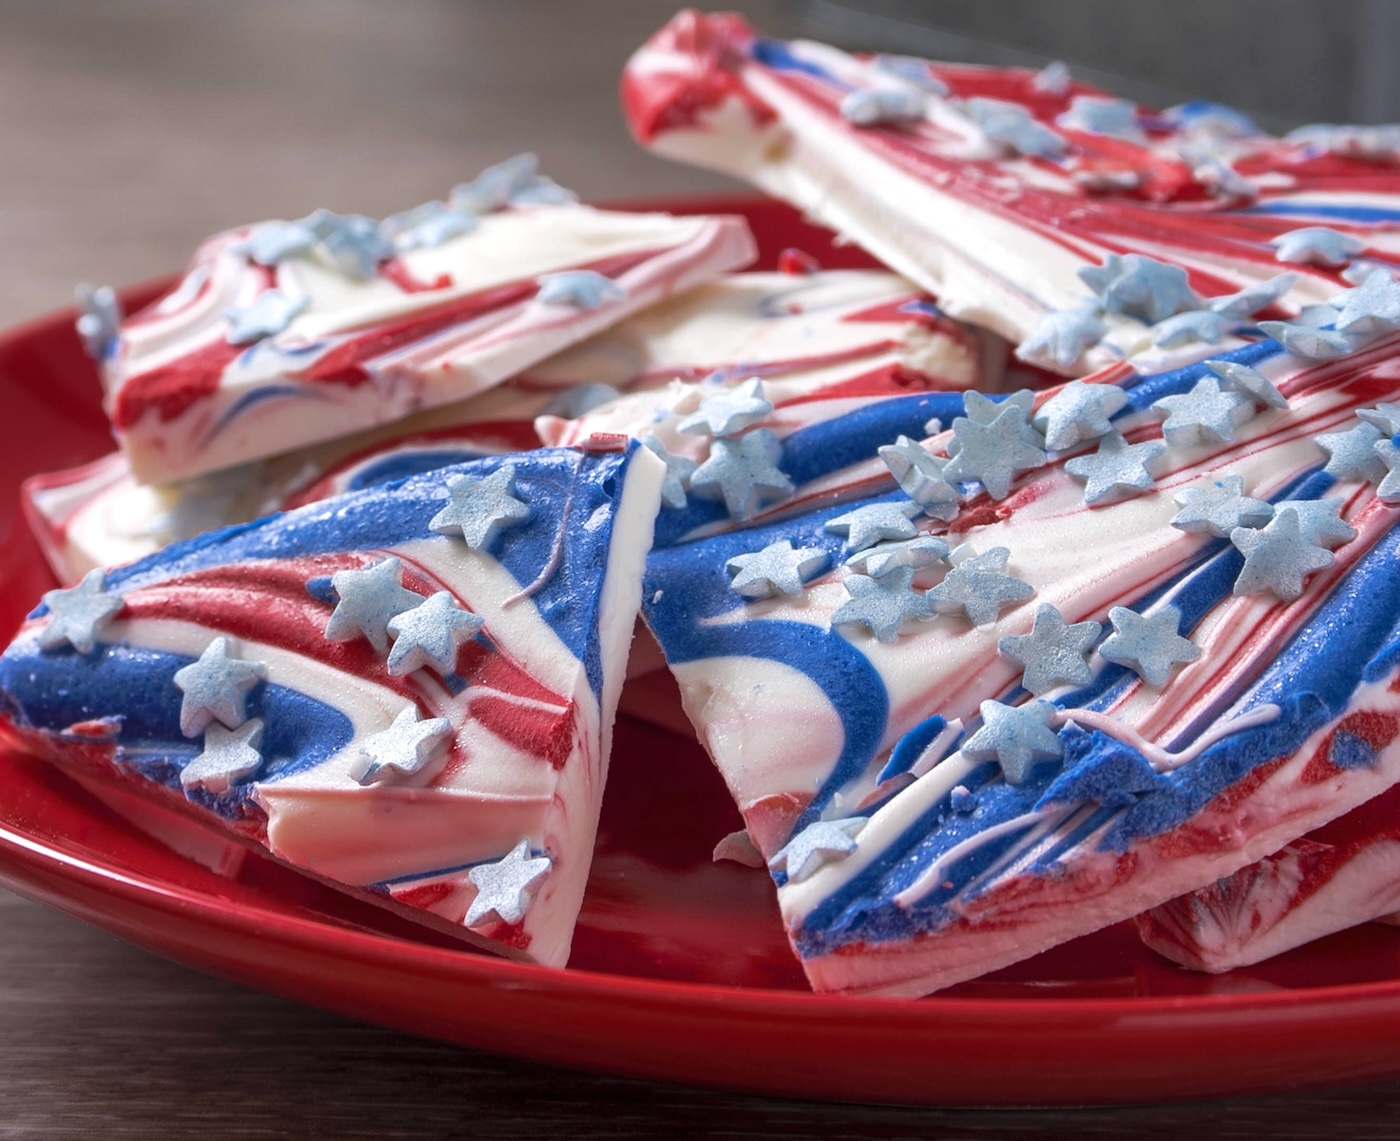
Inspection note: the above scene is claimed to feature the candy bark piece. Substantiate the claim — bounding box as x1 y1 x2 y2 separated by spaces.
623 12 1400 369
642 325 1400 996
0 444 664 967
105 174 754 484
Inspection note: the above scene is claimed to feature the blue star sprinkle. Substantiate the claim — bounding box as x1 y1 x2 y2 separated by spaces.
998 603 1102 696
234 220 319 266
845 534 949 578
1232 508 1334 600
926 546 1035 628
323 557 423 655
1079 254 1201 324
1063 431 1166 504
1032 60 1071 96
873 55 948 95
1185 150 1257 199
841 87 925 126
831 566 931 642
385 591 485 677
1357 403 1400 436
824 499 921 552
1152 309 1229 349
380 200 477 251
1330 270 1400 335
769 817 868 882
74 283 122 359
1316 421 1388 483
678 378 773 438
1257 319 1358 361
1015 304 1107 370
465 838 553 927
943 405 1048 500
306 210 393 279
429 465 532 551
877 435 962 521
1056 95 1144 141
1204 359 1289 411
1171 475 1274 537
224 289 309 345
1270 227 1365 268
1032 379 1128 450
1098 605 1201 687
536 270 626 310
350 706 453 786
689 430 794 521
181 718 264 794
451 154 575 215
172 636 266 738
1374 438 1400 503
726 540 829 599
965 97 1068 158
36 568 124 655
1207 273 1297 320
960 389 1042 438
962 700 1064 786
1150 376 1254 446
640 434 697 509
1273 497 1356 548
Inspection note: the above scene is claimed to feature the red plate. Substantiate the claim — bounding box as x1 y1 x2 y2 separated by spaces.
5 198 1400 1107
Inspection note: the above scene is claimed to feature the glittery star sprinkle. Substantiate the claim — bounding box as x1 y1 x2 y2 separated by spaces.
873 55 949 95
1063 431 1166 504
1152 309 1229 349
450 153 575 215
181 718 264 794
1270 227 1365 268
429 465 532 551
998 604 1102 696
877 436 961 521
172 636 266 738
726 540 829 599
74 283 122 359
1272 497 1356 548
965 97 1068 158
306 210 393 279
1079 254 1201 325
380 200 476 251
1207 273 1297 320
536 270 626 310
1150 376 1254 446
1373 439 1400 503
845 534 949 578
234 219 319 266
1231 508 1334 600
385 591 485 677
677 378 773 438
1316 421 1388 483
464 838 553 927
1056 95 1144 141
926 546 1034 628
1330 270 1400 334
768 817 868 882
841 86 925 126
1204 359 1289 411
962 389 1041 437
224 289 309 345
962 700 1064 786
350 706 453 786
1186 151 1257 199
1257 319 1358 361
688 430 794 521
831 566 931 642
1097 605 1201 687
35 568 124 655
323 557 423 655
1357 403 1400 436
1032 60 1071 95
1171 475 1274 537
640 434 697 509
1015 303 1107 370
943 405 1048 500
1032 379 1128 450
824 499 921 552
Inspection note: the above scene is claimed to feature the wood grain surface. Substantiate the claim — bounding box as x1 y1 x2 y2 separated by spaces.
3 3 1400 1136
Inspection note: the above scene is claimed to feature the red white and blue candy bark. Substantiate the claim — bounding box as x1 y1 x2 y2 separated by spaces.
641 278 1400 993
98 156 754 484
622 13 1400 372
0 443 665 967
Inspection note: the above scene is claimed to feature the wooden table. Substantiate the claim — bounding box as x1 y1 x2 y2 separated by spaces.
3 3 1400 1134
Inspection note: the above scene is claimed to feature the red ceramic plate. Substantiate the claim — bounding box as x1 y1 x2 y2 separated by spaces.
5 198 1400 1107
